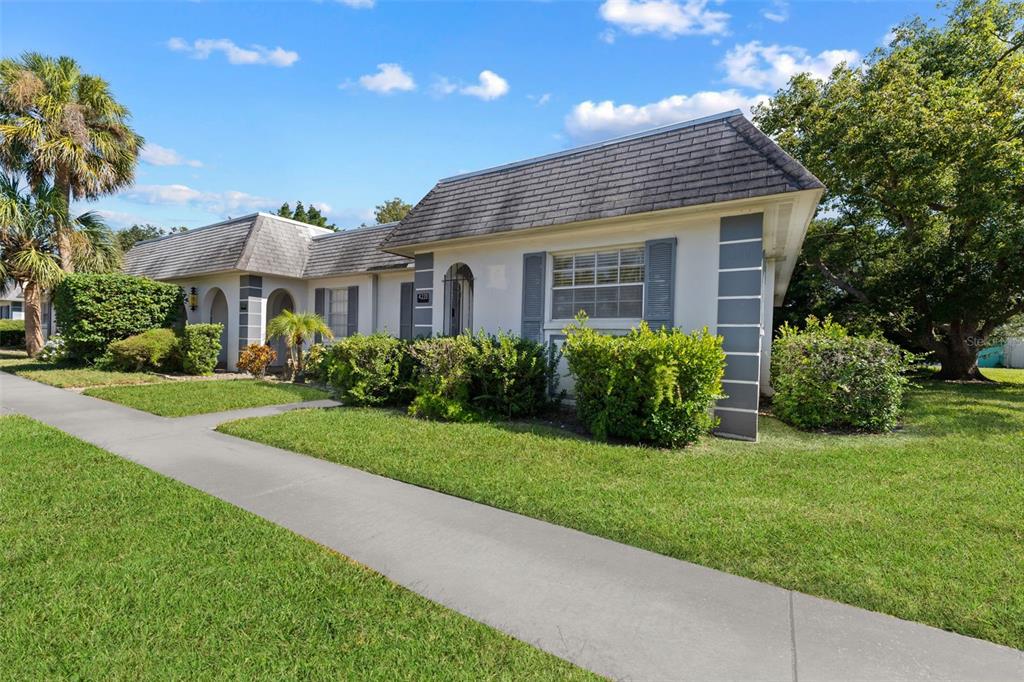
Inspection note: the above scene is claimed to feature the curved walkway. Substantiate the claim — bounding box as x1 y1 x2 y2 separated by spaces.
2 371 1022 681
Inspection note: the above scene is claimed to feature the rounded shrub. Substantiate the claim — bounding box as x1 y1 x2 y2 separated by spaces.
407 335 476 422
322 333 412 406
303 343 329 382
102 328 181 373
0 319 25 348
468 331 557 419
237 343 276 379
181 323 223 375
771 316 914 432
563 317 726 448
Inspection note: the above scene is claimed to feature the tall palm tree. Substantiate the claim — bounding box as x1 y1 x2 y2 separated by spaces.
266 310 333 382
0 53 143 271
0 175 118 356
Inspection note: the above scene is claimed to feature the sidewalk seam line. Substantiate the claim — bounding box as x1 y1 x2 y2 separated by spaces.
789 590 798 682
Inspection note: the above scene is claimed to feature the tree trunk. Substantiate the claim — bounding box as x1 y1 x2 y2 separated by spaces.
931 326 990 381
55 172 75 273
23 281 45 358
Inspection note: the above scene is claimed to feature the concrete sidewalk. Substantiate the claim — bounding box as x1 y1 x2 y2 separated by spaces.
2 371 1022 681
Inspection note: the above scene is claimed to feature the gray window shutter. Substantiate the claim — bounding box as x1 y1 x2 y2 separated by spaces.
399 282 414 340
347 286 359 337
644 238 676 330
314 288 325 343
521 251 546 342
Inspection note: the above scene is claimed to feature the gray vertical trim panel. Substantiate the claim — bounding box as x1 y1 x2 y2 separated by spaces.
521 251 546 342
314 288 325 343
399 282 414 340
414 251 434 334
715 213 763 441
347 286 359 337
643 237 676 330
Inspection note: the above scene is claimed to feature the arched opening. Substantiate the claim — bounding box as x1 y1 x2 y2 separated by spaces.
266 288 295 368
205 288 229 369
442 263 473 335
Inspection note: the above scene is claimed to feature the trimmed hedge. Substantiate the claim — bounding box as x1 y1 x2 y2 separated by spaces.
322 333 412 406
53 274 182 362
771 317 914 432
563 319 726 448
181 324 222 375
0 319 25 347
317 331 557 421
102 328 181 373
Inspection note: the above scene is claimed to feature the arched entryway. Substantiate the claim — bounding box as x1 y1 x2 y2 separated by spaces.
266 288 295 368
442 263 473 335
205 288 229 368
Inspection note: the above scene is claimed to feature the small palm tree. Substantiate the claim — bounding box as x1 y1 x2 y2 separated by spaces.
0 174 118 355
266 310 332 382
0 53 143 271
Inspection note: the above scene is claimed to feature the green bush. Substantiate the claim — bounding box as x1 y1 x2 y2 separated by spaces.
322 333 412 406
101 328 181 373
408 335 477 422
180 323 222 375
0 319 25 347
468 331 557 419
771 316 914 432
53 274 182 362
563 318 725 448
303 343 329 382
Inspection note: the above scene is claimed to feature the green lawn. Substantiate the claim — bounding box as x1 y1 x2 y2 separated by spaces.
219 368 1024 650
0 350 166 388
84 379 329 416
0 415 588 680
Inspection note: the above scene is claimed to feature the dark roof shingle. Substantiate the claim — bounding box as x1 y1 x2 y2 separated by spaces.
303 223 412 278
382 111 822 251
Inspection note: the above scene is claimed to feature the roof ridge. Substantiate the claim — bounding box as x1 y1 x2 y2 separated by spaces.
437 109 744 185
233 214 266 272
255 211 336 234
725 116 824 190
128 212 260 248
311 222 399 240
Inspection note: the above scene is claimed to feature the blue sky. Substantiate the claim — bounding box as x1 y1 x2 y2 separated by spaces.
3 0 938 230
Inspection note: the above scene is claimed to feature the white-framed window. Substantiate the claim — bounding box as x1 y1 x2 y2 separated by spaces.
551 246 644 320
326 288 349 338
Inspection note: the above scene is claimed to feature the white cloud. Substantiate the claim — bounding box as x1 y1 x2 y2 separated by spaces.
598 0 729 38
336 0 374 7
122 184 275 215
599 28 617 44
358 63 416 93
312 202 333 214
565 90 767 139
528 93 552 107
722 41 858 90
431 76 458 97
460 70 509 100
140 143 202 168
761 0 789 23
167 37 299 67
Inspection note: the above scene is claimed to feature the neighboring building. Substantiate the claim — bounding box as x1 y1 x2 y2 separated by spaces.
124 110 824 440
0 284 24 320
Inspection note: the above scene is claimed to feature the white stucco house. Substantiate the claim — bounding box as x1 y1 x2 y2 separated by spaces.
124 110 824 440
1 284 24 320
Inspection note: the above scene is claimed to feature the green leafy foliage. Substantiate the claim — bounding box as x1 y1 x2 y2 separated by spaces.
468 331 557 419
180 323 222 376
0 319 25 347
373 197 413 224
53 274 182 362
322 333 412 406
276 201 336 230
771 317 915 432
407 335 476 422
237 343 276 379
303 343 329 382
754 0 1024 379
563 317 725 448
100 328 181 373
115 223 188 252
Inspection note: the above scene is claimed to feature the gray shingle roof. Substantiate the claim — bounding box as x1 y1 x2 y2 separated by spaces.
382 110 823 251
304 223 411 278
123 213 411 281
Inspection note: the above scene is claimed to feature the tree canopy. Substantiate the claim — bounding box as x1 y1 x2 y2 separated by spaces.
115 223 188 252
374 197 412 224
756 0 1024 379
276 201 335 230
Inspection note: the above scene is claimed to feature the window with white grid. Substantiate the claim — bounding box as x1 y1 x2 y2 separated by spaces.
551 247 644 320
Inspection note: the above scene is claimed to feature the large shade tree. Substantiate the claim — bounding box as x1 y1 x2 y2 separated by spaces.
0 53 142 271
0 175 118 355
755 0 1024 380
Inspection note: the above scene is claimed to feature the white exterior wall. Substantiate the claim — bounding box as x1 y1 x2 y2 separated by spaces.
375 271 414 336
427 211 721 341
